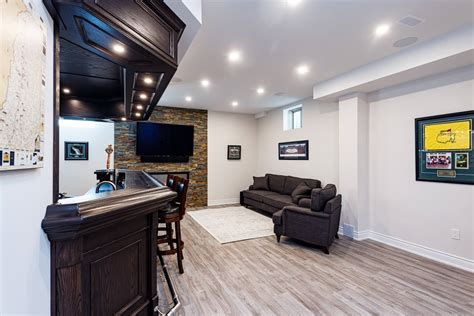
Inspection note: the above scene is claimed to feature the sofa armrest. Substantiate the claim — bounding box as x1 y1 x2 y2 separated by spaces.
272 209 283 225
298 198 311 208
248 185 254 190
283 206 330 219
324 194 342 214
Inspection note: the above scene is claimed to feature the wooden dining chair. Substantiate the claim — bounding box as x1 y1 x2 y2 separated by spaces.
157 176 189 274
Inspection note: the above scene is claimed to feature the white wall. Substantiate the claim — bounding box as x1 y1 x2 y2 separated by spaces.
256 99 339 187
0 0 53 314
208 111 257 205
368 69 474 261
59 120 115 196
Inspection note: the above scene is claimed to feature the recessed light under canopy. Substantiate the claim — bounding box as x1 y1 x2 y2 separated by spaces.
185 96 192 102
257 87 265 94
135 112 141 117
139 93 147 99
62 88 70 94
201 79 210 87
144 77 153 84
228 50 242 62
121 117 127 121
136 105 144 110
375 23 391 37
232 101 239 106
112 44 125 53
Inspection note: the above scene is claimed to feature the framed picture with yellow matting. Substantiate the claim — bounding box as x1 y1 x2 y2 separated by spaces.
415 111 474 184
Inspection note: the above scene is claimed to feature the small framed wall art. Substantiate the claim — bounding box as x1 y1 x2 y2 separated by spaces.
227 145 241 160
279 140 309 160
65 142 89 160
415 111 473 184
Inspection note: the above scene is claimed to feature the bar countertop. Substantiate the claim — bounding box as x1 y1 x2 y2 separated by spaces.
42 170 177 241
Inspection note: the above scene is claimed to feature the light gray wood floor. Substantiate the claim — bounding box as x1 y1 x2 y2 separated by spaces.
157 209 474 315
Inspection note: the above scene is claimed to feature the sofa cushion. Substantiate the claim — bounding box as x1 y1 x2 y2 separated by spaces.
291 183 312 203
253 176 269 191
266 174 286 193
283 176 303 195
311 184 337 212
303 178 322 189
298 198 311 208
243 190 277 202
262 194 295 209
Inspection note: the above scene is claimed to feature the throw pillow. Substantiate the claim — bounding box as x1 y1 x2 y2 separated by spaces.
291 183 311 203
310 184 337 212
253 176 269 190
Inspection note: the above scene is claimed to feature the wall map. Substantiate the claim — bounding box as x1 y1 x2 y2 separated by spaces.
0 0 46 171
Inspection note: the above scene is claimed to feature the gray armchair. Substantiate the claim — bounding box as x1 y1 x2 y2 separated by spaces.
273 184 342 254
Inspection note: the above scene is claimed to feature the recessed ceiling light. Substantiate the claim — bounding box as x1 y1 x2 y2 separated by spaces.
257 87 265 95
296 64 309 75
121 117 127 121
228 50 242 63
112 44 125 53
287 0 302 7
144 77 153 85
135 112 141 117
232 101 239 107
185 96 192 102
136 105 144 110
375 23 391 37
201 79 210 87
62 88 70 94
139 93 147 100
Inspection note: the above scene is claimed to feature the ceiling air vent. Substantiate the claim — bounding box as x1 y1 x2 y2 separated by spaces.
398 15 425 27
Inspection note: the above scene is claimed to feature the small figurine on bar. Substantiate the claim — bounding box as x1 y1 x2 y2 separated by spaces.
105 144 114 171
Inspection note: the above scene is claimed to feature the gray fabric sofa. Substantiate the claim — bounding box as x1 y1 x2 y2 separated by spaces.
241 174 322 214
273 184 342 254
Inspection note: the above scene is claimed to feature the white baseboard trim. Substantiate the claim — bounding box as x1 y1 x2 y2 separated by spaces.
338 226 473 272
208 198 240 206
369 231 474 272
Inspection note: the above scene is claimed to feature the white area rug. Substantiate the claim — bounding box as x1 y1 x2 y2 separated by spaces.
188 206 274 244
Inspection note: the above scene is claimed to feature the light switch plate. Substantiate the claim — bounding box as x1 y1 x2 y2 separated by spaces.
451 229 460 240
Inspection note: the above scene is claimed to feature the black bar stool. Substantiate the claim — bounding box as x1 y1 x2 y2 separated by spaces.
157 176 189 274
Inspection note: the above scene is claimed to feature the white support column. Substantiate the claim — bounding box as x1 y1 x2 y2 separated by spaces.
338 93 369 238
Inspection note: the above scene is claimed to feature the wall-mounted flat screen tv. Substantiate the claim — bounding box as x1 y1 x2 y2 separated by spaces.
136 122 194 156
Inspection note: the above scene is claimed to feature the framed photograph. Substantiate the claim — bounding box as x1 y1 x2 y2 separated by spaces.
227 145 241 160
426 153 452 169
279 140 309 160
65 142 89 160
415 111 473 185
455 153 469 170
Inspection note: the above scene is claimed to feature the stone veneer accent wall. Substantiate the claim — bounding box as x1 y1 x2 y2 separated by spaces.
114 106 208 207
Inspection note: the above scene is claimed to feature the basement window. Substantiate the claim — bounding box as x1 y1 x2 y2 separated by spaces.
283 104 303 131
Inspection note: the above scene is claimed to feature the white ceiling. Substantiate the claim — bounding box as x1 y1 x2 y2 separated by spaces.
159 0 473 114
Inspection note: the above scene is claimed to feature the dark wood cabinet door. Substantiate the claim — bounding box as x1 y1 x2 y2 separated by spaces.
87 230 148 315
85 0 180 62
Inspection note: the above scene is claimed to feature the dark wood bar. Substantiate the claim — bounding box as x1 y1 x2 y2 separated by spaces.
42 171 176 315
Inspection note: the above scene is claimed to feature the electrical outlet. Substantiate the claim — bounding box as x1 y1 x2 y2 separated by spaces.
451 229 460 240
